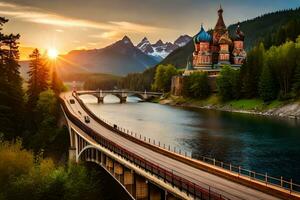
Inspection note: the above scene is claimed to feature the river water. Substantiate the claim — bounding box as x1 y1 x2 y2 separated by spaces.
80 95 300 184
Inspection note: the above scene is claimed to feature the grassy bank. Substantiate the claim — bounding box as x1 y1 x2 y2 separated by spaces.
159 95 300 118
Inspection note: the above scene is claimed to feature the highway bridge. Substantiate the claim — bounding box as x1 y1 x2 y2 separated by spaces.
76 90 164 103
60 91 300 200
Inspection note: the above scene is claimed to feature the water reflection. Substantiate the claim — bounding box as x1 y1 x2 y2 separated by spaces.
80 95 300 183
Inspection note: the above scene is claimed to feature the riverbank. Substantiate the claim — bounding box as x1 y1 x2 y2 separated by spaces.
159 95 300 119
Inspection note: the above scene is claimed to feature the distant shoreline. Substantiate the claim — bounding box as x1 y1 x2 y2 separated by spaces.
158 96 300 120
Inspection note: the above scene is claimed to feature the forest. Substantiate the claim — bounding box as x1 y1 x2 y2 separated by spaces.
0 18 112 200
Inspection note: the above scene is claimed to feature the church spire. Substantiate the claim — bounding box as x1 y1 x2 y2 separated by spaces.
215 4 226 30
218 4 223 14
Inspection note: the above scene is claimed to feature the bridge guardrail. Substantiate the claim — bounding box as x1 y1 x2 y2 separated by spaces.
61 96 227 200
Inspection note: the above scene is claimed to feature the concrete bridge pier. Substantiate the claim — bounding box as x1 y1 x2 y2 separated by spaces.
68 128 77 161
135 175 148 200
149 183 165 200
114 162 124 183
96 96 104 104
120 96 127 103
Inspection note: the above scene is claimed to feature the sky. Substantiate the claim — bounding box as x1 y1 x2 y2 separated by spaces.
1 0 300 60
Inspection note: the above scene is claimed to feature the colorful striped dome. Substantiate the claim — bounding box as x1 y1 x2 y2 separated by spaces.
194 25 212 43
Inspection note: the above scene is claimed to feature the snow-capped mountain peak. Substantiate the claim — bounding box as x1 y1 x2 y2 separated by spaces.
153 39 164 47
136 37 154 55
121 35 132 45
136 35 192 61
174 35 192 47
137 37 150 47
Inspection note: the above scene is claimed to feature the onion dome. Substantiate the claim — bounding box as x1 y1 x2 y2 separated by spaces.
194 25 212 44
219 31 232 45
234 22 245 41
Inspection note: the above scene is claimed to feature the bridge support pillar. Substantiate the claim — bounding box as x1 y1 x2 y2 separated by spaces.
149 183 164 200
124 169 135 196
120 96 127 104
106 157 114 173
68 147 77 162
97 97 104 104
114 162 124 183
135 176 148 200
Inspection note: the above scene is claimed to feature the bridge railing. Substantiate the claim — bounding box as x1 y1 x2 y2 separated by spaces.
61 96 227 200
200 156 300 193
71 93 300 196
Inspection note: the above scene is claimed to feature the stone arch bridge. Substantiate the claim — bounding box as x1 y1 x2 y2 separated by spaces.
76 90 164 103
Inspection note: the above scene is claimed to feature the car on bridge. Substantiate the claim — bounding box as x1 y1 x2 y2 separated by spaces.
84 116 90 123
69 99 75 104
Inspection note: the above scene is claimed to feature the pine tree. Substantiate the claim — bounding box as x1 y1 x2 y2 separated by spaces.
27 49 49 109
241 43 265 98
0 18 24 138
292 65 300 98
292 37 300 98
259 64 277 102
51 67 63 94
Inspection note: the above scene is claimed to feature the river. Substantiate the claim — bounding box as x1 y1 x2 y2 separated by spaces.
80 95 300 185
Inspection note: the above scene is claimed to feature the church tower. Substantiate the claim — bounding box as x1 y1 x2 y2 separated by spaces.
212 5 227 64
233 23 247 65
193 25 212 67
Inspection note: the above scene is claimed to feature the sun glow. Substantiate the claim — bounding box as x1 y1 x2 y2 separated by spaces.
48 48 58 59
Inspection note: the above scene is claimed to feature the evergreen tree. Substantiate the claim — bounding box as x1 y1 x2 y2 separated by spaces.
241 43 265 98
0 18 24 138
152 64 177 92
51 67 63 94
27 49 49 109
292 65 300 98
185 72 211 99
217 66 241 101
259 64 277 101
292 37 300 98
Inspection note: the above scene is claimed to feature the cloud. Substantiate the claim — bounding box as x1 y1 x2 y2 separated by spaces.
55 29 64 32
0 2 17 8
0 1 169 34
90 31 122 39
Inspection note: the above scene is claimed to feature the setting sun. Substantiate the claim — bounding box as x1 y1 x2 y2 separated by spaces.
48 48 58 59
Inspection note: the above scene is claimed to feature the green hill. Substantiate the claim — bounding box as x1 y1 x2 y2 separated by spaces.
160 7 300 68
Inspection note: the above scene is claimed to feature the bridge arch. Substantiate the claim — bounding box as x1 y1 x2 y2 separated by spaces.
77 144 97 161
102 94 122 103
77 146 136 200
127 93 145 100
77 94 98 103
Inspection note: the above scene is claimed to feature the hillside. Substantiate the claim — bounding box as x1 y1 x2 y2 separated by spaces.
58 36 158 76
160 7 300 68
159 39 194 67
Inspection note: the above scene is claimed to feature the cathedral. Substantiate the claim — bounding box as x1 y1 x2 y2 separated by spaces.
184 6 246 76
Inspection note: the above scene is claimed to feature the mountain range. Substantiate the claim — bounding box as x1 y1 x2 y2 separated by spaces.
19 35 191 78
136 35 191 61
57 36 159 76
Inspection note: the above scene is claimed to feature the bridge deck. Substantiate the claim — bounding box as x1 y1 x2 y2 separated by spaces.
62 92 280 200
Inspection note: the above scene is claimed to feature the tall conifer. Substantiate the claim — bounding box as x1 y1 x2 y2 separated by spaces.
0 18 24 138
27 49 49 109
